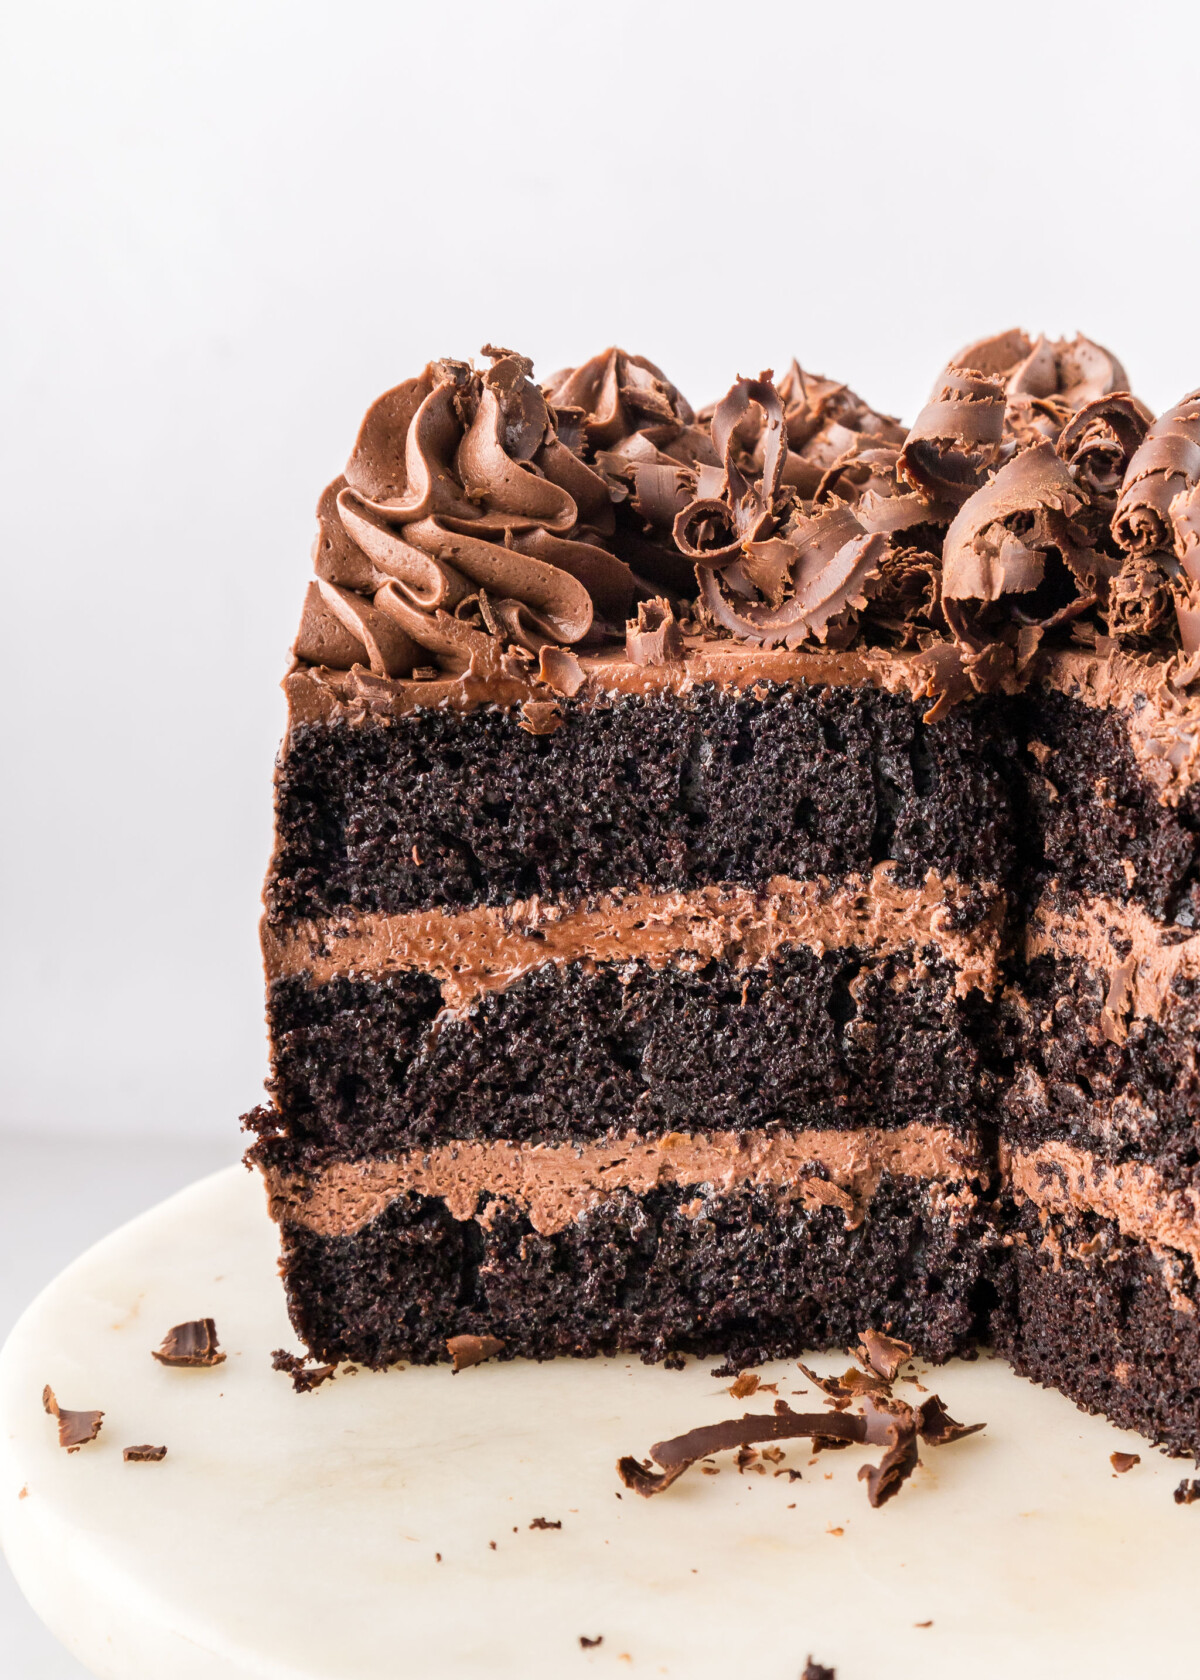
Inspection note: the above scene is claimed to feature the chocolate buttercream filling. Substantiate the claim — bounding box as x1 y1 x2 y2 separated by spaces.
1025 888 1200 1040
263 865 1005 1008
1003 1139 1200 1275
264 1122 984 1240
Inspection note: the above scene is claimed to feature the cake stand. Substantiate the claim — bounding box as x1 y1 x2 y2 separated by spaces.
1 1164 1194 1680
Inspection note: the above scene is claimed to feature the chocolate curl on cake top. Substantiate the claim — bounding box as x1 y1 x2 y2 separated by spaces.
896 366 1007 505
1057 392 1154 514
951 327 1130 454
941 441 1104 691
1112 390 1200 560
543 347 716 594
673 371 888 648
295 348 646 676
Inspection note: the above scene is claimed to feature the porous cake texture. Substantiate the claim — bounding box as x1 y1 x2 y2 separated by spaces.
244 336 1200 1453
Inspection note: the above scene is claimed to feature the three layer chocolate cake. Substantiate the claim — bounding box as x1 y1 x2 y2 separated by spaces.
244 336 1200 1453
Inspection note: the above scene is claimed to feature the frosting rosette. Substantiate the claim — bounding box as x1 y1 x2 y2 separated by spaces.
296 347 653 677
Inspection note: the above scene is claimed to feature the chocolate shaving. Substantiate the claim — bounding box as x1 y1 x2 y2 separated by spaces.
270 1349 336 1392
517 699 563 735
625 596 685 665
797 1362 887 1408
914 1394 986 1446
536 645 584 696
855 1329 914 1381
447 1333 505 1372
727 1370 760 1399
123 1444 167 1462
1113 391 1200 559
618 1405 868 1497
152 1319 226 1368
42 1385 103 1452
529 1516 562 1530
579 1635 603 1649
1111 1451 1140 1473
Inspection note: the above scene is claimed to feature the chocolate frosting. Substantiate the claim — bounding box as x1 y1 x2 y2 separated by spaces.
291 331 1200 710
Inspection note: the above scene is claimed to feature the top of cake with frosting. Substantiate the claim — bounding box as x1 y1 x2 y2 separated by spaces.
292 332 1200 724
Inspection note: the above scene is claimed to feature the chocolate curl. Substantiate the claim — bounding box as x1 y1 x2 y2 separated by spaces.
774 359 905 453
1174 581 1200 656
1112 391 1200 559
953 328 1129 409
1171 481 1200 578
1106 557 1174 645
673 374 789 563
43 1385 104 1452
941 443 1102 689
856 1396 921 1508
314 580 422 679
860 546 941 648
897 367 1006 503
537 645 585 696
618 1404 869 1497
625 597 685 666
699 504 886 648
1057 393 1154 514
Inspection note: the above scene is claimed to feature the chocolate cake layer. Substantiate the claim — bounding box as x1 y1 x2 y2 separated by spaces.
1017 682 1200 922
992 1195 1200 1457
252 942 999 1167
265 676 1017 926
274 1172 998 1370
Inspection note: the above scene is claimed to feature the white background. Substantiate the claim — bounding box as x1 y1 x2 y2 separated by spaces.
2 1 1199 1672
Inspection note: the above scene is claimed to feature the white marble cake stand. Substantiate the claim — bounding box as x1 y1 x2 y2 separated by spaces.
0 1165 1195 1680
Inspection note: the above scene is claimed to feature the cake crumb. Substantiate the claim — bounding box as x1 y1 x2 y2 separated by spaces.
826 1525 844 1536
915 1619 933 1627
18 1487 27 1499
530 1517 561 1530
446 1334 504 1372
488 1541 496 1549
580 1635 603 1649
271 1349 336 1392
1173 1478 1200 1504
802 1659 836 1680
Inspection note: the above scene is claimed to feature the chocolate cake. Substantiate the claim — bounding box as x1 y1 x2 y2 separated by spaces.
244 336 1200 1454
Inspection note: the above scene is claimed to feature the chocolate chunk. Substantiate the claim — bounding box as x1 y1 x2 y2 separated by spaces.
915 1394 986 1446
153 1319 226 1368
271 1349 336 1392
1110 1452 1140 1473
580 1635 603 1649
529 1517 562 1530
123 1444 167 1463
42 1386 103 1452
446 1334 505 1372
802 1659 836 1680
1174 1478 1200 1504
855 1330 913 1382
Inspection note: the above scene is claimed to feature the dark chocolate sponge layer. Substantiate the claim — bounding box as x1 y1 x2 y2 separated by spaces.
254 945 998 1168
991 1197 1200 1456
1016 690 1200 922
277 1175 999 1370
1001 953 1200 1181
266 682 1017 925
